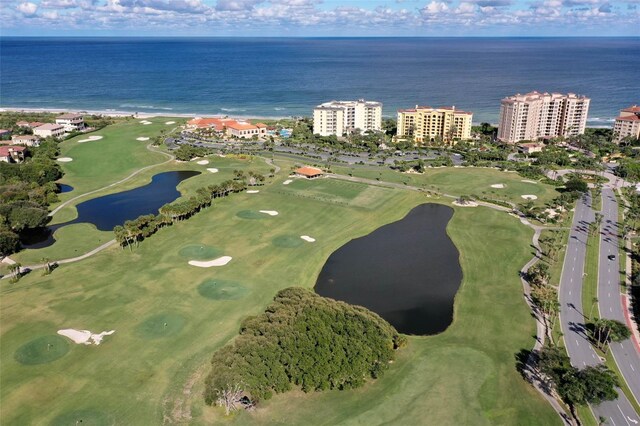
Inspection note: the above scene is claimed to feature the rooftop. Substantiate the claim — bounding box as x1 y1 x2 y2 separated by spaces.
34 123 64 131
295 166 324 177
617 115 640 122
227 122 257 131
622 105 640 114
57 113 83 119
0 146 26 156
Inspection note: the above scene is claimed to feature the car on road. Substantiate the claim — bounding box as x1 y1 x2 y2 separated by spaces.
608 254 616 260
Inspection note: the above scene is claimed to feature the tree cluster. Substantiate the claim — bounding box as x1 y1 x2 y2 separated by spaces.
204 287 406 413
174 145 212 161
113 179 247 248
538 346 618 411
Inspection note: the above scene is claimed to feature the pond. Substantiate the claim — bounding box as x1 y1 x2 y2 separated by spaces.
24 171 200 249
315 203 462 336
58 184 74 193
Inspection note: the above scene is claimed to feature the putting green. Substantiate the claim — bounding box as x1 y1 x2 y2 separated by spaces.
236 210 266 219
135 313 185 339
50 408 112 426
197 279 249 300
178 244 222 260
272 234 304 248
14 335 70 365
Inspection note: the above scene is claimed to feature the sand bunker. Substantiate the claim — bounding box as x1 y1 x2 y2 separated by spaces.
165 121 176 125
188 256 232 267
139 120 152 125
521 194 538 200
521 179 538 184
196 160 209 165
246 190 259 193
300 235 316 242
57 329 115 345
207 168 218 173
452 200 479 207
136 137 150 141
57 157 73 162
259 210 279 216
283 179 293 185
78 135 103 143
490 184 505 189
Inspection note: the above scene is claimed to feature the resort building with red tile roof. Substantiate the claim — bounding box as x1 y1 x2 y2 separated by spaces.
613 105 640 143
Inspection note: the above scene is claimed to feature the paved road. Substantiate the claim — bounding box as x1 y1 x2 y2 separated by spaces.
559 193 639 425
598 187 640 406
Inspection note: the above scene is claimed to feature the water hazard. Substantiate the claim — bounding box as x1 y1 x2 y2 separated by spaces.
315 203 462 335
24 171 200 248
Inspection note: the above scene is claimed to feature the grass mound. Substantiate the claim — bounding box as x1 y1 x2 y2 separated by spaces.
135 313 185 339
198 279 249 300
272 234 304 248
14 335 70 365
50 409 112 426
178 244 222 260
236 210 265 220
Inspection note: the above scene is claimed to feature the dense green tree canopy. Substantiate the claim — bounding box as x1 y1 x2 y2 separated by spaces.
204 287 405 409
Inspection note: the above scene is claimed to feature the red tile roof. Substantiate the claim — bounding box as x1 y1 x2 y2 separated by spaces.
0 146 26 156
295 166 324 177
622 106 640 113
255 123 268 128
617 115 640 122
226 122 257 131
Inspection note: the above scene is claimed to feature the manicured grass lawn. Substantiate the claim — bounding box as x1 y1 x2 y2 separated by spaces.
330 163 560 207
583 231 601 323
2 125 562 425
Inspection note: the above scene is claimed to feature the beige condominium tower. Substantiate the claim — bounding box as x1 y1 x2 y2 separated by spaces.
396 105 473 144
613 105 640 143
497 91 590 143
312 99 382 136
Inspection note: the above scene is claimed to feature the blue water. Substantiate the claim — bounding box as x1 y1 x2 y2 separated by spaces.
1 37 639 125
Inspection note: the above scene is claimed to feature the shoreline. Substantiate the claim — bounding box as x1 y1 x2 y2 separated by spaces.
0 105 614 129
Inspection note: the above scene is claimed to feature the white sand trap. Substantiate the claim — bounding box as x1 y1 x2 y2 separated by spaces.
452 200 478 207
246 190 259 193
139 120 152 125
136 137 150 141
58 329 115 345
197 160 209 165
207 168 218 173
490 184 505 189
57 157 73 162
521 179 538 184
165 121 176 125
78 135 103 143
259 210 278 216
521 194 538 200
283 179 293 185
188 256 232 267
300 235 316 242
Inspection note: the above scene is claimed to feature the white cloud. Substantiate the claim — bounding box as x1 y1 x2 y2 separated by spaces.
17 2 38 16
422 1 449 14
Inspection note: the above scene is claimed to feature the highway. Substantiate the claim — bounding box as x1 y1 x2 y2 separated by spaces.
558 192 639 425
598 187 640 406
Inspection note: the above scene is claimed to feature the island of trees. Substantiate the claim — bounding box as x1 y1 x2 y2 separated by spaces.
204 287 406 414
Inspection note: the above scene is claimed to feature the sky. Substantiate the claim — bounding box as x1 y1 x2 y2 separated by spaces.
1 0 639 36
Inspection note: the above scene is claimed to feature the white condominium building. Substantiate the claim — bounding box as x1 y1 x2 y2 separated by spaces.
497 92 590 143
396 105 473 144
613 105 640 143
313 100 382 136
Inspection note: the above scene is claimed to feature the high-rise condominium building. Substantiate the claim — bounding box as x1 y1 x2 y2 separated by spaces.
312 100 382 136
396 105 473 144
613 105 640 143
497 92 590 143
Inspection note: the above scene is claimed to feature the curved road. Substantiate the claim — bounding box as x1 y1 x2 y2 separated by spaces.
559 192 639 425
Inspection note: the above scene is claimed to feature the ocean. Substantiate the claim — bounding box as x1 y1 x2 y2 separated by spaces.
1 37 638 125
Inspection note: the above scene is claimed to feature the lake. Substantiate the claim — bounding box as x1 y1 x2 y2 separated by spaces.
24 170 200 248
315 203 462 335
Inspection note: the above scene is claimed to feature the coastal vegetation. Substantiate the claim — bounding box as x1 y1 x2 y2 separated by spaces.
204 287 405 413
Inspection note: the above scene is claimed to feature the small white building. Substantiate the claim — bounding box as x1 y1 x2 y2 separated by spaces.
56 113 85 132
517 142 545 154
33 123 65 139
11 134 41 147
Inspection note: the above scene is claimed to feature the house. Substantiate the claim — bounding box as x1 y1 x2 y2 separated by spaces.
33 123 65 139
56 113 85 132
11 134 41 147
0 146 26 163
0 129 11 140
294 166 324 179
186 117 234 131
517 142 545 154
16 121 44 128
16 121 30 127
225 121 267 139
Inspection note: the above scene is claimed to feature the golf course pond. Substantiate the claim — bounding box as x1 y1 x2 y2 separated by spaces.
24 170 200 248
315 203 462 335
